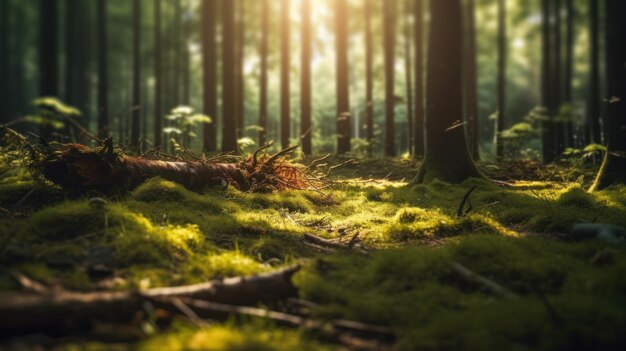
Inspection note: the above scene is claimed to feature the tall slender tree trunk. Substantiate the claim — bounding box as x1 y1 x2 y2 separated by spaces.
335 0 351 154
130 0 141 151
279 0 291 149
258 0 269 147
182 3 190 106
415 0 481 184
300 0 312 155
553 0 564 156
235 0 245 140
590 0 626 191
364 0 374 156
383 0 396 156
495 0 506 158
40 0 59 106
221 0 237 152
0 0 8 123
202 0 217 151
587 0 601 144
541 0 556 163
413 0 424 158
465 0 479 160
173 0 182 106
564 0 574 147
404 1 414 155
154 0 163 148
96 0 108 139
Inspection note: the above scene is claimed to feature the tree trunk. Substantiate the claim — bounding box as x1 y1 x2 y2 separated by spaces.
541 0 556 163
96 0 108 139
335 0 351 154
222 0 238 152
258 0 269 147
587 0 601 145
563 0 574 147
39 0 59 138
235 0 245 140
413 0 424 158
590 0 626 191
130 0 142 151
495 0 506 158
553 0 564 157
465 0 479 160
415 0 481 184
0 0 8 123
404 1 414 156
384 0 396 157
202 0 217 151
300 0 312 155
365 0 374 156
154 0 163 148
280 0 291 149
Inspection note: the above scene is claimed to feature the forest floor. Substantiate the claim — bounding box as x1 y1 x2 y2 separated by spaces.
1 149 625 350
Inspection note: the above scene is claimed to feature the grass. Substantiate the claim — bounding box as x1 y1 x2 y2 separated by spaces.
1 148 625 350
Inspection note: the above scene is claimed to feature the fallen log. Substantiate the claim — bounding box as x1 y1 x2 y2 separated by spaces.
0 265 300 337
41 141 318 193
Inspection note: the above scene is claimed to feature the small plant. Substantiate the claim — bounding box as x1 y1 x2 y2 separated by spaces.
163 106 211 149
561 143 606 167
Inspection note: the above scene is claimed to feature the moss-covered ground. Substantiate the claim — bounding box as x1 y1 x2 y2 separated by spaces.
1 150 625 350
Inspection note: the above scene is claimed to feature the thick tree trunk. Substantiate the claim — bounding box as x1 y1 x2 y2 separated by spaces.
130 0 142 151
97 0 108 139
154 0 163 148
280 0 291 149
335 0 351 154
301 0 312 155
495 0 506 158
587 0 601 145
384 0 396 157
590 0 626 191
415 0 481 184
258 0 269 147
222 0 238 152
365 0 374 156
202 0 217 151
413 0 425 158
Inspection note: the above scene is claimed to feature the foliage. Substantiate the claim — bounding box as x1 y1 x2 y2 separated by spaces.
164 106 212 148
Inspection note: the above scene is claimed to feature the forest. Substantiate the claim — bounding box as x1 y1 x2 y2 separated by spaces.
0 0 625 349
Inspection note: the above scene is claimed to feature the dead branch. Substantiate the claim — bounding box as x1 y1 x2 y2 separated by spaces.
456 185 478 217
449 262 517 299
302 233 369 255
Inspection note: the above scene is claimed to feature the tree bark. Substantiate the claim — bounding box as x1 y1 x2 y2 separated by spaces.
465 0 479 160
563 0 574 147
222 0 238 152
154 0 163 148
415 0 481 184
335 0 351 154
280 0 291 149
130 0 142 151
301 0 312 155
235 0 245 140
384 0 396 156
590 0 626 191
404 1 414 156
495 0 506 158
365 0 374 156
587 0 601 144
0 0 8 123
39 0 59 138
258 0 269 147
202 0 217 151
413 0 425 158
96 0 108 139
541 0 556 163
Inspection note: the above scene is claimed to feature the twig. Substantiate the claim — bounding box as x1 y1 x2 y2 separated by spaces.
449 261 517 299
456 185 478 217
252 142 274 166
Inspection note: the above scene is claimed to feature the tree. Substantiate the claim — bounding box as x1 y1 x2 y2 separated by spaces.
403 1 414 156
587 0 601 145
154 0 163 148
235 0 245 139
300 0 312 155
563 0 574 147
39 0 59 125
280 0 291 149
97 0 108 139
258 0 269 147
589 0 626 191
202 0 217 151
65 0 91 133
0 0 9 123
495 0 506 158
335 0 350 154
464 0 479 160
541 0 556 163
413 0 424 158
415 0 481 184
364 0 374 156
222 0 237 152
383 0 396 156
130 0 141 151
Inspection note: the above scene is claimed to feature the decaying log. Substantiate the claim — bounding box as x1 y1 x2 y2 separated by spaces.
0 265 300 336
41 142 319 193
